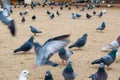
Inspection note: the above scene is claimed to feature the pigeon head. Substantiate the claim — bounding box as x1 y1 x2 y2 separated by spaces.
64 61 73 73
44 70 53 80
18 70 29 80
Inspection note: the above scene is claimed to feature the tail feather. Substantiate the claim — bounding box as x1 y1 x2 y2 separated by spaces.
91 58 102 65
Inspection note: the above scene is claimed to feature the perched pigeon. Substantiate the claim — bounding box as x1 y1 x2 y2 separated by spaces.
21 16 25 23
44 70 53 80
33 34 70 67
18 70 29 80
29 26 42 35
96 22 105 32
86 13 92 19
50 13 55 19
58 48 73 65
32 15 36 20
91 49 117 67
47 10 51 15
0 0 16 36
97 11 103 17
62 61 76 80
56 11 60 16
14 36 34 53
89 63 108 80
69 34 88 49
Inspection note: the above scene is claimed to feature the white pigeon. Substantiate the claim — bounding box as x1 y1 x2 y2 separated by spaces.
18 70 29 80
102 9 107 14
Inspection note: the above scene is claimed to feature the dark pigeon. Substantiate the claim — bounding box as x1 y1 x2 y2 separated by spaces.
29 25 42 35
86 13 92 19
69 34 88 49
89 63 108 80
91 49 117 67
96 22 106 32
62 61 76 80
14 36 34 53
44 70 53 80
33 34 70 67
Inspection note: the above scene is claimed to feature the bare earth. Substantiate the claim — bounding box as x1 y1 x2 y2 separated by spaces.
0 5 120 80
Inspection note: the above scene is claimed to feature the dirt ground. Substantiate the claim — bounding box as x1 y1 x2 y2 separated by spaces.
0 5 120 80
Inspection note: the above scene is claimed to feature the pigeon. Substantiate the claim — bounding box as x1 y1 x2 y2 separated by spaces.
14 36 34 53
21 16 25 23
44 70 53 80
56 11 60 16
18 70 29 80
97 11 103 17
86 13 92 19
32 15 36 20
96 22 105 32
93 11 96 15
102 9 107 14
58 48 73 65
0 0 16 36
91 49 117 67
69 34 88 49
50 13 55 19
29 25 42 35
89 63 108 80
33 34 70 67
62 61 76 80
102 36 120 51
47 10 51 15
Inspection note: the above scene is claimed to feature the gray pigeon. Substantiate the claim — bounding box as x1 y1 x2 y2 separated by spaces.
0 0 16 36
14 36 34 53
44 70 53 80
69 34 88 49
96 22 106 32
33 34 70 67
89 63 108 80
62 61 76 80
29 26 42 35
91 49 117 67
58 48 73 64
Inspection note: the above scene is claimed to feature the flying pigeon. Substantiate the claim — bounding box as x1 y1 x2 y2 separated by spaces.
58 48 73 65
89 63 108 80
102 36 120 51
86 13 92 19
33 34 70 67
0 0 16 36
91 49 117 67
50 13 55 19
47 10 51 15
96 22 106 32
21 16 25 23
69 34 88 49
18 70 29 80
32 15 36 20
62 61 76 80
44 70 53 80
29 25 42 35
56 11 60 16
14 36 34 53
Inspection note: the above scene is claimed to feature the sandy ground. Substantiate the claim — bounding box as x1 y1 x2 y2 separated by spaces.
0 5 120 80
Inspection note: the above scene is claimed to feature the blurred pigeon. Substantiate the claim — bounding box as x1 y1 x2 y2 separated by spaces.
18 70 29 80
102 36 120 51
59 48 73 65
32 15 36 20
21 16 25 23
44 70 53 80
91 49 117 67
89 63 108 80
80 8 84 11
0 0 16 36
96 22 105 32
47 10 51 15
93 11 96 15
69 34 88 49
102 9 107 14
50 13 55 19
14 36 34 53
33 34 70 67
86 13 92 19
56 11 60 16
97 11 103 17
29 25 42 35
62 61 76 80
